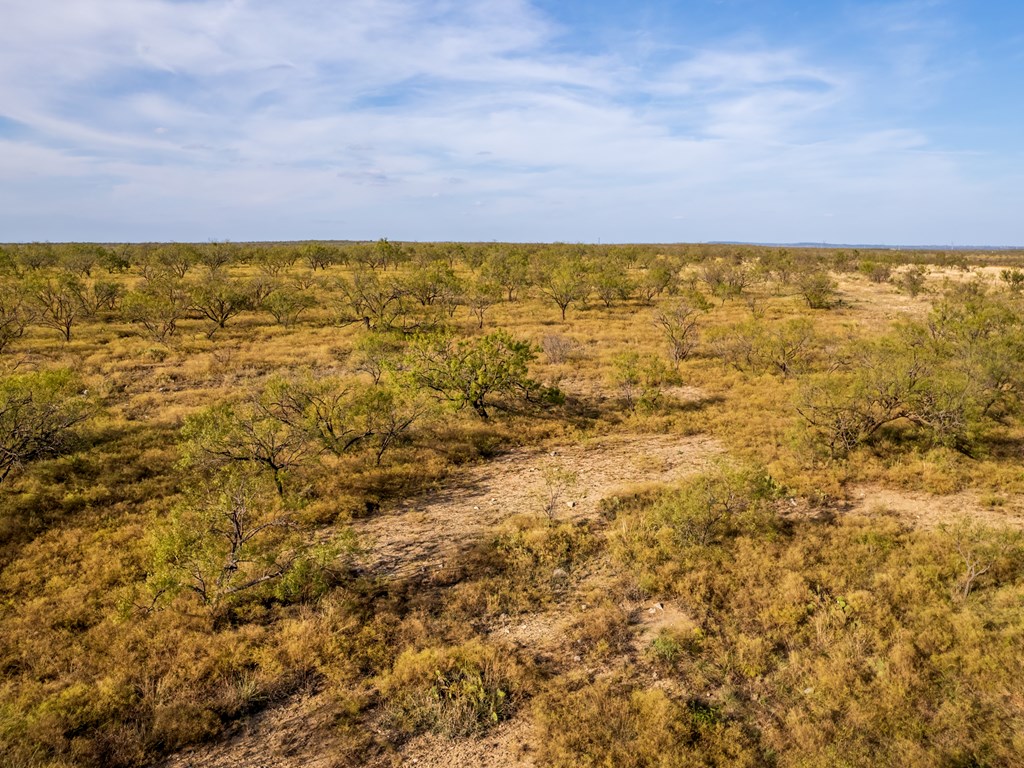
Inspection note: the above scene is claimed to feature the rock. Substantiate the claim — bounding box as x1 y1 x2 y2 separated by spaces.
566 500 576 508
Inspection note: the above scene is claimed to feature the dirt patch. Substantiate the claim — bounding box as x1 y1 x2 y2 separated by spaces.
355 433 720 579
157 693 343 768
366 716 537 768
845 484 1024 530
832 274 931 325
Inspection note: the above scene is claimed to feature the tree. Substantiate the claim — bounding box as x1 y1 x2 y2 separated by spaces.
350 333 405 384
463 277 502 329
190 276 253 337
402 260 463 310
253 247 296 277
999 268 1024 294
143 243 197 279
380 238 408 270
759 248 796 287
149 468 345 607
591 255 635 307
540 464 578 519
264 373 426 466
73 278 125 317
196 241 235 273
650 465 775 548
796 328 979 457
0 246 20 277
941 518 1020 601
482 247 531 302
352 384 428 465
180 394 312 495
28 274 85 341
653 294 709 366
98 245 133 274
926 285 1024 419
16 243 58 272
610 352 672 412
335 269 414 331
263 284 315 328
246 275 277 309
301 241 336 271
899 265 928 297
122 276 191 341
57 243 100 277
406 330 553 418
859 260 892 284
709 318 819 378
700 258 754 303
636 260 678 305
0 279 33 354
534 250 590 321
263 375 373 458
0 369 92 483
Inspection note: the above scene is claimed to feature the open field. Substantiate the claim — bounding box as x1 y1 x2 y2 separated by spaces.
2 241 1024 767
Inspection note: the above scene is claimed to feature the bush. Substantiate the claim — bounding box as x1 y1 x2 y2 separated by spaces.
859 260 892 283
797 270 839 309
148 468 334 608
707 317 818 377
610 351 673 412
541 333 581 364
0 369 92 484
406 330 558 418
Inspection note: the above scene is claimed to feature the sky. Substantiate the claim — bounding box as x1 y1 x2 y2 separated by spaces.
0 0 1022 245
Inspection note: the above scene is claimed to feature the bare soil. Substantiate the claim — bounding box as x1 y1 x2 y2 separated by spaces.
158 693 344 768
846 484 1024 530
355 433 720 579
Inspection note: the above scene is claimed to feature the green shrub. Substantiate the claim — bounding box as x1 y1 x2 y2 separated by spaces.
0 369 93 484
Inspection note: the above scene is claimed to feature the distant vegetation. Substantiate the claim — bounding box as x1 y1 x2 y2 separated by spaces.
0 239 1022 767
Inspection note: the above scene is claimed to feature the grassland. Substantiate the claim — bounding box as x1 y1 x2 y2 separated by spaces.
0 240 1022 767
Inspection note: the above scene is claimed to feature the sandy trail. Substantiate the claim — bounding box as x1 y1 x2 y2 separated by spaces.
354 433 720 579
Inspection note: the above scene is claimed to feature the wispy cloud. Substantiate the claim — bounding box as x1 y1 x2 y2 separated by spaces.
0 0 1020 243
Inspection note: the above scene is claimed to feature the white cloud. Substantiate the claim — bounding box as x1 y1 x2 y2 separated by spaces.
0 0 1018 243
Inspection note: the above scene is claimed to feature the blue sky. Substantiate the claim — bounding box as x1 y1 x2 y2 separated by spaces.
1 0 1022 244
